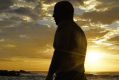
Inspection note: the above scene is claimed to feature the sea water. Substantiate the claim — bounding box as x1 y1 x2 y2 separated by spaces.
0 73 119 80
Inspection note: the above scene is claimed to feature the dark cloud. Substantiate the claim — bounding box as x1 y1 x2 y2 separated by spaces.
0 16 22 28
108 36 119 42
13 7 32 14
0 0 13 11
11 7 38 19
81 7 119 24
85 28 108 39
0 0 42 29
25 0 38 2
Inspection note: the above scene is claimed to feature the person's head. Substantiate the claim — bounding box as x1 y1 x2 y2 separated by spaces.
53 1 74 25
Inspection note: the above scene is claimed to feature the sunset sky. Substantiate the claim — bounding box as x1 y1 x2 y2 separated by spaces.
0 0 119 72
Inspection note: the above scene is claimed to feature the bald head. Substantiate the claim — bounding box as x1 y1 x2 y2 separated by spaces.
53 1 74 25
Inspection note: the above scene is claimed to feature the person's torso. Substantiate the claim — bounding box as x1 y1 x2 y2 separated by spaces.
53 21 87 73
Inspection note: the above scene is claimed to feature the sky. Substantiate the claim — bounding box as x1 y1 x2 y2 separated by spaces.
0 0 119 72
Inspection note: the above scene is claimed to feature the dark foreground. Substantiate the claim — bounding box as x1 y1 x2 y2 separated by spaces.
0 72 119 80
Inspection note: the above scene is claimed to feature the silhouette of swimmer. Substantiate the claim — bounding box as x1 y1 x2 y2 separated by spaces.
46 1 87 80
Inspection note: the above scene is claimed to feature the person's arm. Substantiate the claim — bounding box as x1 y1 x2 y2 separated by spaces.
46 26 66 80
45 51 57 80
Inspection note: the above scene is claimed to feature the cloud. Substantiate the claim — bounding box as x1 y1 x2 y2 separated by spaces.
96 0 119 10
85 28 108 40
95 22 119 42
0 58 17 62
3 44 16 48
24 0 39 2
0 0 119 62
81 7 119 24
79 0 101 12
0 0 46 35
108 36 119 42
12 0 40 9
38 17 56 27
77 0 119 25
19 34 30 39
80 0 119 11
0 42 54 59
0 38 5 42
0 24 56 59
13 7 33 15
42 0 84 4
0 0 13 11
0 13 24 28
91 33 119 53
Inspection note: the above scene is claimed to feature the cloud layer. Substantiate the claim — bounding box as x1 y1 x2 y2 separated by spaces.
0 0 119 67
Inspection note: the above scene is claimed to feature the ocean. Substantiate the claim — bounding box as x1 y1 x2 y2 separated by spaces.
0 72 119 80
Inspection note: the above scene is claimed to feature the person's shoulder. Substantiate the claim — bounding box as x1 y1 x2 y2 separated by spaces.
72 22 82 31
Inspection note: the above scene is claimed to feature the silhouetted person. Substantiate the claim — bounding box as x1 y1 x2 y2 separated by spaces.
46 1 87 80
